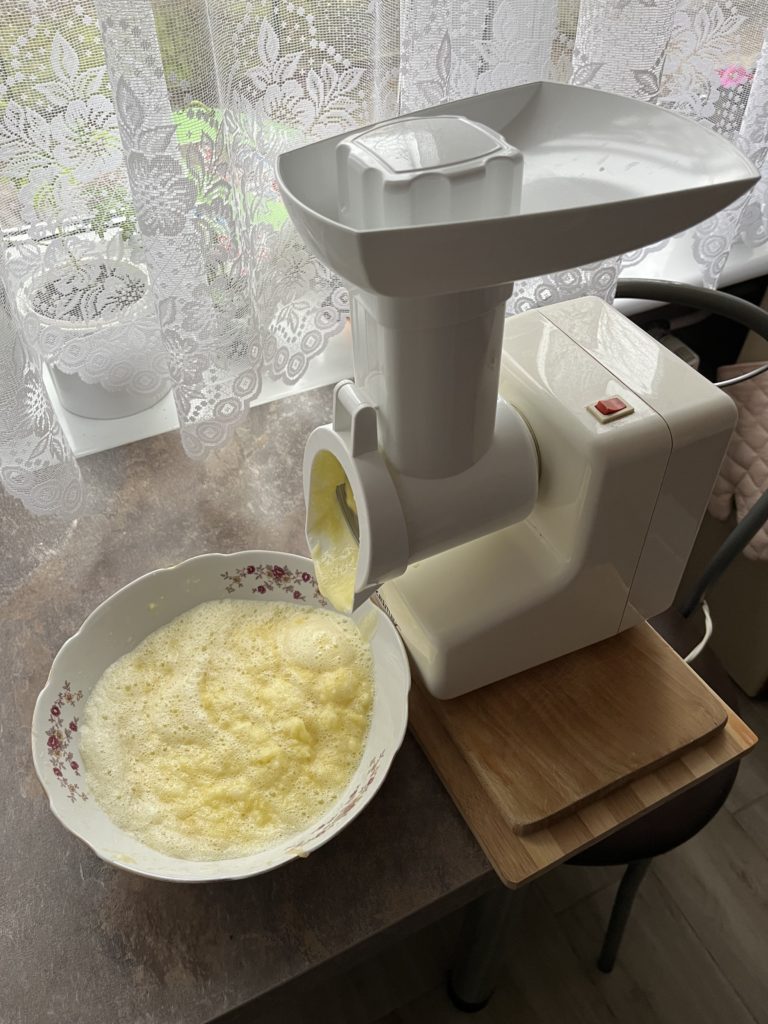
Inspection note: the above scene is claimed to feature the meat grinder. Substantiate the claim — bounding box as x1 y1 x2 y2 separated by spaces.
277 82 757 698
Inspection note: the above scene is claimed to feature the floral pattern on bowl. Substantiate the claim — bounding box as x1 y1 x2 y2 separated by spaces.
221 561 327 605
31 551 410 883
45 680 87 804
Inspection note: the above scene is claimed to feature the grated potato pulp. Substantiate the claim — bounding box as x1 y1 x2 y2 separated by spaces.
79 600 374 860
307 450 359 614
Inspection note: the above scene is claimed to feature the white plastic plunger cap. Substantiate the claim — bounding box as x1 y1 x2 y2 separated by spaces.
337 115 523 230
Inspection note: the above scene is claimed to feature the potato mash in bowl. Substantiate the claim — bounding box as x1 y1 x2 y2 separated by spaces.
31 552 409 882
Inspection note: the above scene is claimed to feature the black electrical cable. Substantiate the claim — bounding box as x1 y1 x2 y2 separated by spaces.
616 278 768 387
679 489 768 617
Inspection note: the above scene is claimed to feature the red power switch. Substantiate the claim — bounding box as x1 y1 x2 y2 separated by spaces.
595 397 627 416
588 396 634 423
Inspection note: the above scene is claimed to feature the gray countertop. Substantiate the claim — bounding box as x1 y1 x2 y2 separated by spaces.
0 388 492 1024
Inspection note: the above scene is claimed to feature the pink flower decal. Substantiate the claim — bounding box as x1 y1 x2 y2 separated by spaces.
222 563 327 606
719 65 752 89
45 680 87 802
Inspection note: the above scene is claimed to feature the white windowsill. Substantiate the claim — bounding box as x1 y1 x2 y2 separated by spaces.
54 329 354 459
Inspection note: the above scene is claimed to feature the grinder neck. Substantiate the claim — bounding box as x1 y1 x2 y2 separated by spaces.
349 283 512 479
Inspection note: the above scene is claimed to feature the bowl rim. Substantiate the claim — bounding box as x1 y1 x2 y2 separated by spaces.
31 549 410 883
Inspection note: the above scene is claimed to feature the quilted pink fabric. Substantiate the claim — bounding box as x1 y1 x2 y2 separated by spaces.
709 362 768 561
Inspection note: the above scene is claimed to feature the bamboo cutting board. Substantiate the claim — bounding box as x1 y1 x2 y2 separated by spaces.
408 624 729 839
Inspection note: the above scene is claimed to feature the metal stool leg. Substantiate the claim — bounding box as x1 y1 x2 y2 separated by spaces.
598 858 653 974
447 885 526 1012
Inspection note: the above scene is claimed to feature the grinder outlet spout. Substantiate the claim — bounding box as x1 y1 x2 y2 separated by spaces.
304 382 539 612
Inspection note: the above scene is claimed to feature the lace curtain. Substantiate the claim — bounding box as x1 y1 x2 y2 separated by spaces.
1 0 767 516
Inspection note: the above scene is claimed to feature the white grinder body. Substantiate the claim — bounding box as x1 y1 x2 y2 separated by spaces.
378 296 736 698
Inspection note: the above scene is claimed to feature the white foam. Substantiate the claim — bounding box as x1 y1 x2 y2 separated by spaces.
79 600 374 860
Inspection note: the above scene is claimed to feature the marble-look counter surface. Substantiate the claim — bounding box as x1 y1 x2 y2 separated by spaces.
1 388 491 1024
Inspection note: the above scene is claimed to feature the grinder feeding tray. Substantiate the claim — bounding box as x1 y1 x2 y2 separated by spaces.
277 81 757 699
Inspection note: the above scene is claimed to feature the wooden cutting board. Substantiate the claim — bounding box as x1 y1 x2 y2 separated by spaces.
408 624 729 836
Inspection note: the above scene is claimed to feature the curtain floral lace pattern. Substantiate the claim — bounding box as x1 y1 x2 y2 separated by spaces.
0 0 767 515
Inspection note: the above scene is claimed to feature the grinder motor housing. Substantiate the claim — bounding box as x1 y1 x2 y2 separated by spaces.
378 296 736 698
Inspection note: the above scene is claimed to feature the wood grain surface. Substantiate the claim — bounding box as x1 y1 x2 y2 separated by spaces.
409 623 757 888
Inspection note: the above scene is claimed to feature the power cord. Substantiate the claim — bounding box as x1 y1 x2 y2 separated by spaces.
684 599 713 664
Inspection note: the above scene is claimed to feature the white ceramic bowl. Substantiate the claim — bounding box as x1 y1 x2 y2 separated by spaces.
32 551 410 882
